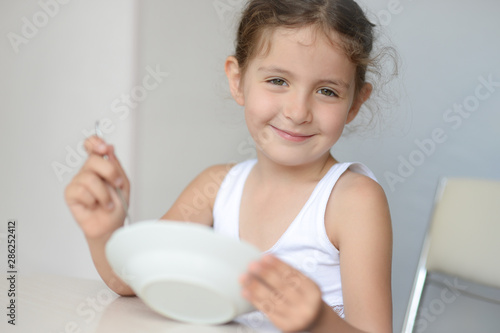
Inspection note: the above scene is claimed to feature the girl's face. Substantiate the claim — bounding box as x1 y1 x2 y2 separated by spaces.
226 26 371 167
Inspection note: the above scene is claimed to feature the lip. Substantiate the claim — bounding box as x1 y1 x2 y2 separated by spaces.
270 125 315 143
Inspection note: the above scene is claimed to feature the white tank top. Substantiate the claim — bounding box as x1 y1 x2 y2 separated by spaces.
213 159 377 326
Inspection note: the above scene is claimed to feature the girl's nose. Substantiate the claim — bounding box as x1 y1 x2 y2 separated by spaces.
283 91 312 124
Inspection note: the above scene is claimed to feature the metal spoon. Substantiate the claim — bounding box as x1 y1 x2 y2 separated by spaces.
95 121 131 226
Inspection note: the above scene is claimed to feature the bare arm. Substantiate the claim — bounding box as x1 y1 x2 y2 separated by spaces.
326 172 393 333
65 137 134 295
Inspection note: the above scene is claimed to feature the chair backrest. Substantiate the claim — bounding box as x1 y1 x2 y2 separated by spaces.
425 178 500 289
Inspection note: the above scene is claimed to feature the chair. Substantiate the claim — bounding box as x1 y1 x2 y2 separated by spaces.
401 177 500 333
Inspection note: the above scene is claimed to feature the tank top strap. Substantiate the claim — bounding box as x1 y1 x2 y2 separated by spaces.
313 162 378 224
213 159 257 238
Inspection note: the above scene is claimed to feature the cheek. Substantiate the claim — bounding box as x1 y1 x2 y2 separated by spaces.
317 109 350 136
244 88 279 120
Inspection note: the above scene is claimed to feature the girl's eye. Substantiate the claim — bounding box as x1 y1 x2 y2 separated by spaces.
268 78 288 86
318 88 338 97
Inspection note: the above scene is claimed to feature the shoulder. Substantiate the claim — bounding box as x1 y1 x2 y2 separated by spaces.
333 168 387 207
325 168 393 331
160 163 235 225
326 168 391 249
174 163 236 196
182 163 236 204
196 163 236 185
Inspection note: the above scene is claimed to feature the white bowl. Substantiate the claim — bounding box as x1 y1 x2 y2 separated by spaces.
105 220 261 325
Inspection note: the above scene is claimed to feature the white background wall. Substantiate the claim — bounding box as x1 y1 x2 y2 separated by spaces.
0 0 138 279
1 0 499 331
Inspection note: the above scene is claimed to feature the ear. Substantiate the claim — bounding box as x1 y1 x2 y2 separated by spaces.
346 82 373 124
225 56 245 106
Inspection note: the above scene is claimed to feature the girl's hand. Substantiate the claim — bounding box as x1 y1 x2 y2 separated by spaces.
64 136 130 240
240 254 324 332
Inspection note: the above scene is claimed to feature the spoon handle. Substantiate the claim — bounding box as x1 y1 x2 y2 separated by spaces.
95 121 131 226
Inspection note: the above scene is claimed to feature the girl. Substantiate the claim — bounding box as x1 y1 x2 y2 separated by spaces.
65 0 393 332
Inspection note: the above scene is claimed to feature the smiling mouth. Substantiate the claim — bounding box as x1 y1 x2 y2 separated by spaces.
270 125 315 142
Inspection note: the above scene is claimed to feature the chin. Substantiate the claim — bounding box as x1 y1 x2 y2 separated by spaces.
258 147 324 167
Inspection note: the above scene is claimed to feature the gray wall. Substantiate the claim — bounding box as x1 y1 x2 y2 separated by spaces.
1 0 499 331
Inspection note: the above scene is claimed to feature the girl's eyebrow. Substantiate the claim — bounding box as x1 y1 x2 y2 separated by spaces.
257 66 351 90
258 65 294 77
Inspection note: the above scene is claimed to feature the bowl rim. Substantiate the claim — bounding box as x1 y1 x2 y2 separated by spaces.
105 219 261 324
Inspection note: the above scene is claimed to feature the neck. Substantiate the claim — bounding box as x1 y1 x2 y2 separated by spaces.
253 151 337 185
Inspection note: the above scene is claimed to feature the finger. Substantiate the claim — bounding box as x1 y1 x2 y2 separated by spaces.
250 255 306 296
84 136 108 155
241 273 285 316
242 270 293 315
65 182 98 209
84 137 129 192
106 145 129 191
242 271 322 332
73 171 115 210
242 258 287 306
81 154 124 190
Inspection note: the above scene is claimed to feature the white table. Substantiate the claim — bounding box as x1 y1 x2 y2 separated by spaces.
1 274 271 333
